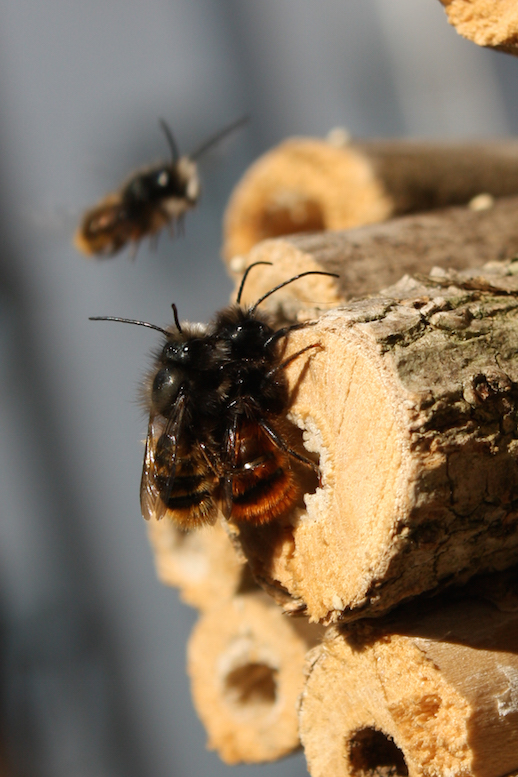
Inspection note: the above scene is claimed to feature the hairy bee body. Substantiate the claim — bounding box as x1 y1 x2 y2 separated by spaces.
75 117 246 258
140 302 315 529
75 157 199 257
92 265 334 529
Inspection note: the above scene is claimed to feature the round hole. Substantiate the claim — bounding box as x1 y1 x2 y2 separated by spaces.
225 662 277 707
259 196 325 241
348 727 408 777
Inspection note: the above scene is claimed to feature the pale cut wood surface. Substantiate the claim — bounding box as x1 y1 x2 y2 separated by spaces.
299 585 518 777
232 261 518 623
223 137 518 261
230 196 518 322
147 518 250 610
439 0 518 55
186 592 323 764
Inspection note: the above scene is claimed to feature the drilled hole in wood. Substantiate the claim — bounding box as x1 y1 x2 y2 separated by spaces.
348 728 408 777
224 663 278 707
235 563 260 595
259 195 325 240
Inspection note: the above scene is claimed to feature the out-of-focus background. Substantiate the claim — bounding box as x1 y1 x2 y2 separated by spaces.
0 2 517 775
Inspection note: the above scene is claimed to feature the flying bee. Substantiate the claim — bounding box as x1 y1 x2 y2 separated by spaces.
90 263 338 529
74 115 248 258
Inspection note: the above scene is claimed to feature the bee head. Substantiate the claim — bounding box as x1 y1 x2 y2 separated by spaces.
160 333 215 368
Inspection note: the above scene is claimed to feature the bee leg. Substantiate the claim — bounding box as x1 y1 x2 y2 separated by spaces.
265 343 322 379
177 214 185 237
259 418 320 474
128 241 140 262
221 414 239 519
264 320 317 348
221 476 233 519
149 231 160 252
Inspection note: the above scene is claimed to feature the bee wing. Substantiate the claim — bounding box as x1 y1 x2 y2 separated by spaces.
140 413 166 521
140 395 186 522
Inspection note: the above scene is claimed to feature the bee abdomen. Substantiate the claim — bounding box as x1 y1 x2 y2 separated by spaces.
156 462 217 529
229 455 300 525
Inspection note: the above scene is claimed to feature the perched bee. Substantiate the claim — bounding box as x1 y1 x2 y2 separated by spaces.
91 264 337 529
75 115 248 257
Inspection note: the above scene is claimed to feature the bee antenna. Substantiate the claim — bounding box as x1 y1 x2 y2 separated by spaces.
250 271 340 314
158 118 180 163
189 115 249 162
171 303 182 334
236 261 273 304
89 316 169 335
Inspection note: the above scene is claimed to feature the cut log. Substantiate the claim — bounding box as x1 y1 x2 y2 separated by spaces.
439 0 518 56
299 585 518 777
186 592 323 764
233 261 518 623
223 137 518 261
147 518 251 610
230 196 518 322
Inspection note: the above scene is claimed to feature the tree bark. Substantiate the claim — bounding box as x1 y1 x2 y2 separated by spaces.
223 138 518 261
299 583 518 777
186 592 322 764
233 261 518 623
230 196 518 322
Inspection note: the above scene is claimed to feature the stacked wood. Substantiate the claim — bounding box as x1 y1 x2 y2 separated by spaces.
187 592 322 764
438 0 518 56
233 260 518 623
299 581 518 777
144 132 518 772
223 137 518 262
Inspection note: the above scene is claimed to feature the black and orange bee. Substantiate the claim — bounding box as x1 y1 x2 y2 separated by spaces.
75 115 248 257
91 263 337 529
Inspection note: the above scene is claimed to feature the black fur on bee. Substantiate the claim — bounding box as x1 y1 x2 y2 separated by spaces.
90 263 338 529
75 115 248 257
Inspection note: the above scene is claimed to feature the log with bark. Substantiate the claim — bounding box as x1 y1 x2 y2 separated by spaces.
229 195 518 321
231 260 518 623
186 592 323 764
223 137 518 261
299 576 518 777
438 0 518 56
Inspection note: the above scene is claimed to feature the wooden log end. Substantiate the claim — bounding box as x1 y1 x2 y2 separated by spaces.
299 593 518 777
439 0 518 54
234 264 518 623
147 517 248 610
222 137 393 262
187 593 323 764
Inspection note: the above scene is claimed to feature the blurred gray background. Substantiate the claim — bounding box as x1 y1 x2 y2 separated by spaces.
0 1 516 776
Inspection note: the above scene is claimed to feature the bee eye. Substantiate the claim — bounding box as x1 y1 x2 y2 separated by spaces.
151 368 184 412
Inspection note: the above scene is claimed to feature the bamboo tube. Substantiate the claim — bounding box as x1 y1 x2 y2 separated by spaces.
147 518 250 610
223 138 518 261
233 261 518 623
186 592 323 764
299 586 518 777
229 196 518 321
439 0 518 56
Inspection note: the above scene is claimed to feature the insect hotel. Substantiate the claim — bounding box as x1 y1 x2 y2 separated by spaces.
145 8 518 777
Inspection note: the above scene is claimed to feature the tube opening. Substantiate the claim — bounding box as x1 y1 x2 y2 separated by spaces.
258 193 325 241
348 727 408 777
224 662 278 708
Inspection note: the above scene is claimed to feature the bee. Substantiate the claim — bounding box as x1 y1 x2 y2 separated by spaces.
75 115 248 257
91 263 338 529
